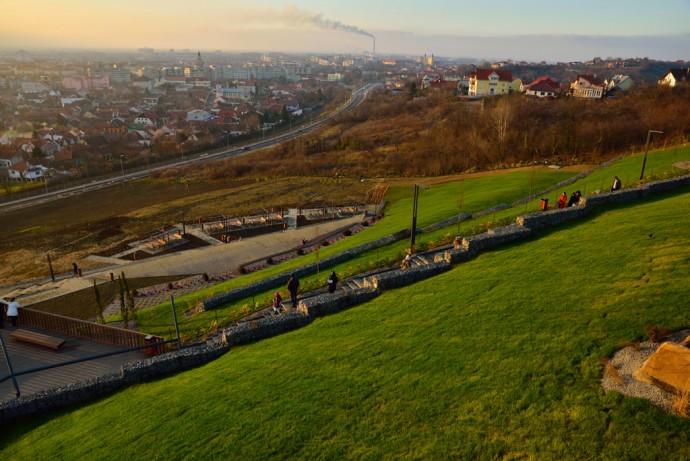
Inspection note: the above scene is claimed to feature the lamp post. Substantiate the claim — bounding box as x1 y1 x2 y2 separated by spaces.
410 183 428 248
180 211 186 235
639 130 663 180
119 155 125 177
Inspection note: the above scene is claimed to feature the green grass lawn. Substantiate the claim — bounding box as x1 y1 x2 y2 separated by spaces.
3 184 690 459
132 169 576 338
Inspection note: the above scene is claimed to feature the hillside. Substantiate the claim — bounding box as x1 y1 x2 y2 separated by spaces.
177 85 690 181
3 177 690 458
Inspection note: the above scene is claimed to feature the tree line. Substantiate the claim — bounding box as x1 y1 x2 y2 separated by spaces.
160 85 690 181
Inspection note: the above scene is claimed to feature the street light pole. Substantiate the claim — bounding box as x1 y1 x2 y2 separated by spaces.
119 155 125 177
639 130 663 180
410 183 428 248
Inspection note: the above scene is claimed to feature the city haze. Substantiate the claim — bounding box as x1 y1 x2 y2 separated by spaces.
1 0 689 61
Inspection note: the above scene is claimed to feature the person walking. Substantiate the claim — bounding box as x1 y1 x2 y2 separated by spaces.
611 176 621 191
272 292 282 314
287 273 300 308
327 271 339 294
7 297 20 327
401 253 411 269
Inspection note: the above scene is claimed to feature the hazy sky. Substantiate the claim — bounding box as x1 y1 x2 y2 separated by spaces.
1 0 689 61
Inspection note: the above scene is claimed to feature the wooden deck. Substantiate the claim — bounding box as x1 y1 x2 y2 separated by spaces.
0 325 149 402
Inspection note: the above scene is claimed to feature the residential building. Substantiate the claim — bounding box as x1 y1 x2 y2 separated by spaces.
525 76 561 98
132 76 154 92
327 73 345 82
215 84 252 101
468 69 513 97
658 68 690 87
63 75 110 91
570 74 605 99
605 75 634 93
186 110 213 122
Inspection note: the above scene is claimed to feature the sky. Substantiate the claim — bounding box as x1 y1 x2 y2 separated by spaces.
1 0 689 62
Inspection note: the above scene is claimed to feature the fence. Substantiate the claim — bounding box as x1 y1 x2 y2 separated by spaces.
17 308 165 353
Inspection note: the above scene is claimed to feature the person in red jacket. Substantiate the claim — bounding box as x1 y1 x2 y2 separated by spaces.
558 192 568 208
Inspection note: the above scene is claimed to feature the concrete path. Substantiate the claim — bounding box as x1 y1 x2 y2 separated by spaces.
4 215 365 306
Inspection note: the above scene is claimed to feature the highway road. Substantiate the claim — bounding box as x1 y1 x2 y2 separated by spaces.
0 83 378 214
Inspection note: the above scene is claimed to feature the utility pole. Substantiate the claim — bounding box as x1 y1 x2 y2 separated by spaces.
640 130 663 180
410 183 428 248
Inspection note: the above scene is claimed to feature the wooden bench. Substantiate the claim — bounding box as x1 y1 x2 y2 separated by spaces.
11 329 66 350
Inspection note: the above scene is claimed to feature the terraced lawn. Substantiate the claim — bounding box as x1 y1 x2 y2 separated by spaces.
3 182 690 459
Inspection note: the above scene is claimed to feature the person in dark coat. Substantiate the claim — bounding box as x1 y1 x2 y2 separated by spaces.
287 274 300 307
327 271 339 293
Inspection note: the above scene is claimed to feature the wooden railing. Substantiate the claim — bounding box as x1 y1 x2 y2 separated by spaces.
16 308 165 355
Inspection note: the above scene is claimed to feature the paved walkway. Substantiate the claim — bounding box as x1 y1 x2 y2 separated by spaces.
4 215 365 306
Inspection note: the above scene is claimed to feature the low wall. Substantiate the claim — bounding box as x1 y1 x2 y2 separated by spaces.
461 224 532 252
515 205 589 231
202 229 409 310
298 287 380 318
368 261 451 290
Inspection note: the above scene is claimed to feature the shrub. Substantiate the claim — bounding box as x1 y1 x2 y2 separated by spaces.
297 248 304 255
361 220 369 227
645 324 672 343
237 265 248 275
266 256 274 264
321 240 330 247
202 272 209 282
343 229 352 237
601 358 623 386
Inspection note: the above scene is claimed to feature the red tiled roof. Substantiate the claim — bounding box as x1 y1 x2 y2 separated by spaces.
576 74 604 87
470 68 513 82
528 76 560 91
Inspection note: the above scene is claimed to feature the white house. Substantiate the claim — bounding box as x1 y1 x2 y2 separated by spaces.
215 84 252 101
186 110 213 122
658 68 690 87
8 162 45 180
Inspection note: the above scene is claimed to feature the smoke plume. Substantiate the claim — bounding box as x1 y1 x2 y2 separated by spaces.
280 4 373 38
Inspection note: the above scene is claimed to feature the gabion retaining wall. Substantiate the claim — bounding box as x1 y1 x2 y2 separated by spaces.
368 261 452 290
298 287 380 318
461 224 533 252
515 205 589 231
202 229 409 310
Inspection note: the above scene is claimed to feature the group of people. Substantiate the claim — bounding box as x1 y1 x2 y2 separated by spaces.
273 270 340 313
557 190 583 208
557 176 622 208
0 297 20 328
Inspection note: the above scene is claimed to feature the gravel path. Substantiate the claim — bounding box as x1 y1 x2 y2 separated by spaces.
601 330 690 414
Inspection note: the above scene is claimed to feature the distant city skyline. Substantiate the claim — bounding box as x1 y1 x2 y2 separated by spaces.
1 1 689 62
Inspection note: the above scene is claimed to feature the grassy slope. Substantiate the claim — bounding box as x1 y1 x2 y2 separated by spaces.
135 144 690 339
3 184 690 458
135 169 575 337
